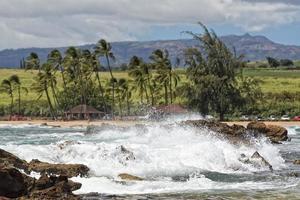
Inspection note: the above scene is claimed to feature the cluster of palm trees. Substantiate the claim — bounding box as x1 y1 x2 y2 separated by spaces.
3 39 181 119
0 75 27 117
24 39 117 119
128 49 180 106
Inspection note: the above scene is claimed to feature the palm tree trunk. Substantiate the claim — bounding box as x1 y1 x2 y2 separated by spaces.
10 95 14 118
59 66 67 90
105 54 115 119
18 87 21 115
118 94 122 118
95 72 107 113
147 77 154 106
164 82 168 105
144 84 149 104
44 84 56 120
169 73 173 104
126 93 130 116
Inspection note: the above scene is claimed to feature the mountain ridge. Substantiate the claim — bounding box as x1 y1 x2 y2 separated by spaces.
1 34 300 68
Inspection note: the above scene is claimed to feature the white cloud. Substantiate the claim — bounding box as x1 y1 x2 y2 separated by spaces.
0 0 299 49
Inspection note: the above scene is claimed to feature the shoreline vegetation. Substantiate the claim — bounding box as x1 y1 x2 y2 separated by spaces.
0 23 300 120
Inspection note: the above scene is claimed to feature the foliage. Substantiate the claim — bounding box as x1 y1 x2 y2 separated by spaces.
266 57 280 68
280 59 294 67
183 23 249 120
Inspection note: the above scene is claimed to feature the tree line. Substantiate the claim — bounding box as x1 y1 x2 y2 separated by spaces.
1 23 262 120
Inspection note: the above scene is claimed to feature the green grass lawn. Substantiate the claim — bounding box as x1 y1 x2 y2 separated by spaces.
0 68 300 106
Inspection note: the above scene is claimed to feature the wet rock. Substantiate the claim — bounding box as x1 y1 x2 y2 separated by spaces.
51 125 61 128
40 123 48 126
119 145 135 161
266 125 288 143
0 148 29 172
0 149 83 199
247 122 288 143
57 141 81 150
183 120 247 136
0 166 33 198
118 173 144 181
247 122 267 133
250 151 273 171
27 174 81 200
288 172 299 177
182 120 247 144
28 159 89 178
238 153 251 164
293 160 300 165
183 120 288 144
238 152 273 171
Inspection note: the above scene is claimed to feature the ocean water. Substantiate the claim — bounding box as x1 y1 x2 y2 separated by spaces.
0 117 300 199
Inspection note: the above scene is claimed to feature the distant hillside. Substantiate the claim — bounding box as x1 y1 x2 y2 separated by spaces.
1 34 300 68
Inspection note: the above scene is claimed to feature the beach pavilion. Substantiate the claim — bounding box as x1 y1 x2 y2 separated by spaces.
65 104 105 120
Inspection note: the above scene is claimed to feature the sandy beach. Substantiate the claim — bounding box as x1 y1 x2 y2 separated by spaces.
0 120 299 128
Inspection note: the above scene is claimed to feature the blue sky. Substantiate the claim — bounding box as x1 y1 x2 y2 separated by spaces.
0 0 299 49
143 22 300 45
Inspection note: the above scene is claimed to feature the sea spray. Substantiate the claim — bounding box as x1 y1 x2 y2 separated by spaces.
1 121 291 195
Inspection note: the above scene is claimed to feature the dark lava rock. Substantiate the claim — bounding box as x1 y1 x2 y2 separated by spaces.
247 122 288 143
28 159 89 178
0 166 33 198
183 120 288 144
0 148 29 172
26 174 81 200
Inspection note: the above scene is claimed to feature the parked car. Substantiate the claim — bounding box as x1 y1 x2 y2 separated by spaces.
293 116 300 121
268 115 277 121
256 116 263 121
240 115 250 121
281 115 290 121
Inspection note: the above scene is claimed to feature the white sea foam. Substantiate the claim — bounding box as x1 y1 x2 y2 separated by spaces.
0 121 289 194
287 126 300 135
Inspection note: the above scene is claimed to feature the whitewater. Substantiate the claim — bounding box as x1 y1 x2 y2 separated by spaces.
0 116 300 199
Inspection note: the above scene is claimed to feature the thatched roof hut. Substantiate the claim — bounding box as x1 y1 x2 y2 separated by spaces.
65 104 104 120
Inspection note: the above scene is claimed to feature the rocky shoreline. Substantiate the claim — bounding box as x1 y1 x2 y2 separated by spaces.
0 148 89 199
0 120 297 199
182 120 288 144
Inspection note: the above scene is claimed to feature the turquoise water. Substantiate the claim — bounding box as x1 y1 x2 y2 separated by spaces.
0 122 300 199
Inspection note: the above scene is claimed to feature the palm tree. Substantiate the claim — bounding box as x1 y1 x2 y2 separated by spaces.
169 69 180 103
25 52 40 71
150 49 172 105
9 75 28 115
63 47 83 105
0 79 14 117
48 49 67 89
91 52 107 113
128 56 149 104
94 39 116 118
117 78 132 116
32 65 57 119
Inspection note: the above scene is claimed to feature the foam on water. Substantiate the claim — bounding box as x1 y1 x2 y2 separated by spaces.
287 126 300 135
1 119 292 195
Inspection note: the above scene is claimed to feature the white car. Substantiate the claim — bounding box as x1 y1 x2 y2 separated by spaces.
281 115 290 121
240 115 250 121
269 115 277 121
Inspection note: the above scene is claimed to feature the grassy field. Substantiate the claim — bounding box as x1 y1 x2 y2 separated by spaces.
0 68 300 106
243 68 300 93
